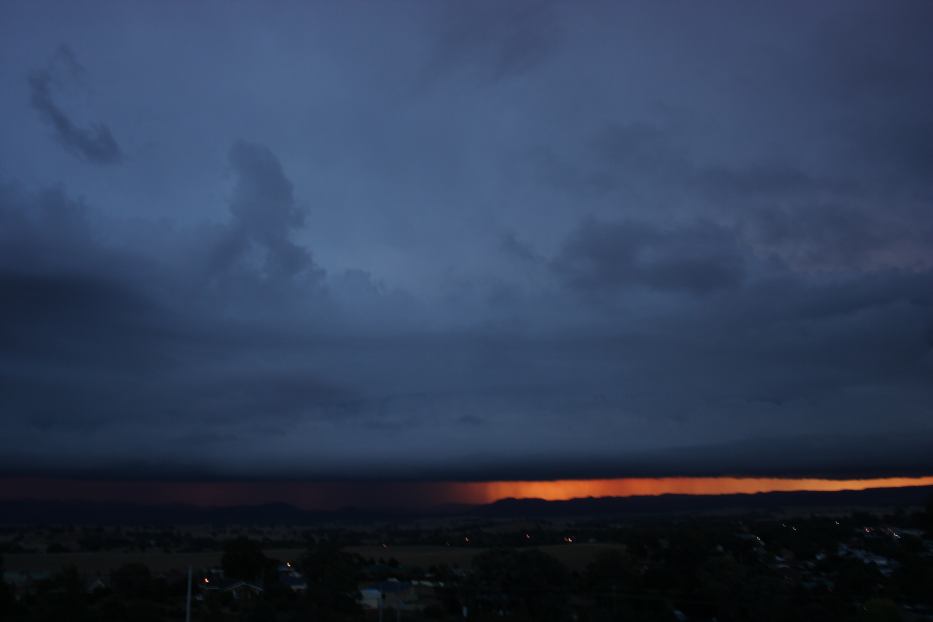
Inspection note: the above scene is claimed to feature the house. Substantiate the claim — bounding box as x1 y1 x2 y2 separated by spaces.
837 544 897 576
359 579 415 611
85 575 110 594
360 587 383 610
200 577 264 600
281 575 307 592
276 560 307 592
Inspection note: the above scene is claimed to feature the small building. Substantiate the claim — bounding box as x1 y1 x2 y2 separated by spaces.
359 579 415 611
281 575 307 592
200 578 264 601
85 575 110 594
276 560 307 592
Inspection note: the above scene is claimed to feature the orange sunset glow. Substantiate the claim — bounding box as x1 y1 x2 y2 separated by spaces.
3 476 933 509
453 476 933 505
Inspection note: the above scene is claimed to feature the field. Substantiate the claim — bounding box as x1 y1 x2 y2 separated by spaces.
3 548 302 575
4 543 624 574
346 543 624 571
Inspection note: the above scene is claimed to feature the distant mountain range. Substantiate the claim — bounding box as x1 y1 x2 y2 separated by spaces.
474 485 933 518
1 485 931 525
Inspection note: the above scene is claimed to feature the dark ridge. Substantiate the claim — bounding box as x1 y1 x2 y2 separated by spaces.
0 500 459 526
1 485 930 525
473 485 933 518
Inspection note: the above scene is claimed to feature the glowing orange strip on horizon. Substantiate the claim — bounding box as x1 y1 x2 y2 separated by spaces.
3 476 933 509
452 476 933 505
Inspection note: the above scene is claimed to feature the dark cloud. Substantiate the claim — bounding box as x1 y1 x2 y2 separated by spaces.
499 231 542 265
27 46 123 165
531 123 689 199
421 0 562 84
1 2 933 483
0 162 346 476
694 163 853 202
552 218 745 297
814 2 933 189
182 142 325 321
591 124 686 175
225 141 314 277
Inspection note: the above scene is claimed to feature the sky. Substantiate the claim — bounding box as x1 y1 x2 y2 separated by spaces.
1 1 933 491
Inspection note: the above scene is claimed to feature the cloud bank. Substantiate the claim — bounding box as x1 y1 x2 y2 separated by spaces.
0 1 932 481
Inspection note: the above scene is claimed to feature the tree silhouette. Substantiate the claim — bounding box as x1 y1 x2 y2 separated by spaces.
222 537 268 581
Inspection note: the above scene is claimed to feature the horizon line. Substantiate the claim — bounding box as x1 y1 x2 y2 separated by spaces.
3 475 933 510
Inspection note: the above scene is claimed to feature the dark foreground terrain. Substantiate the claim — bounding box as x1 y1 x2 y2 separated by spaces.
2 488 933 621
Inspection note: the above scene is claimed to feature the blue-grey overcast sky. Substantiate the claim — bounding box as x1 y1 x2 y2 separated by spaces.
1 1 932 481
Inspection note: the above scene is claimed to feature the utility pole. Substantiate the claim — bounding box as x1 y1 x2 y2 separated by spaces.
185 566 192 622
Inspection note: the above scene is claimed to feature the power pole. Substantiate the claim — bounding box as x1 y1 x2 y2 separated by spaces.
185 566 192 622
